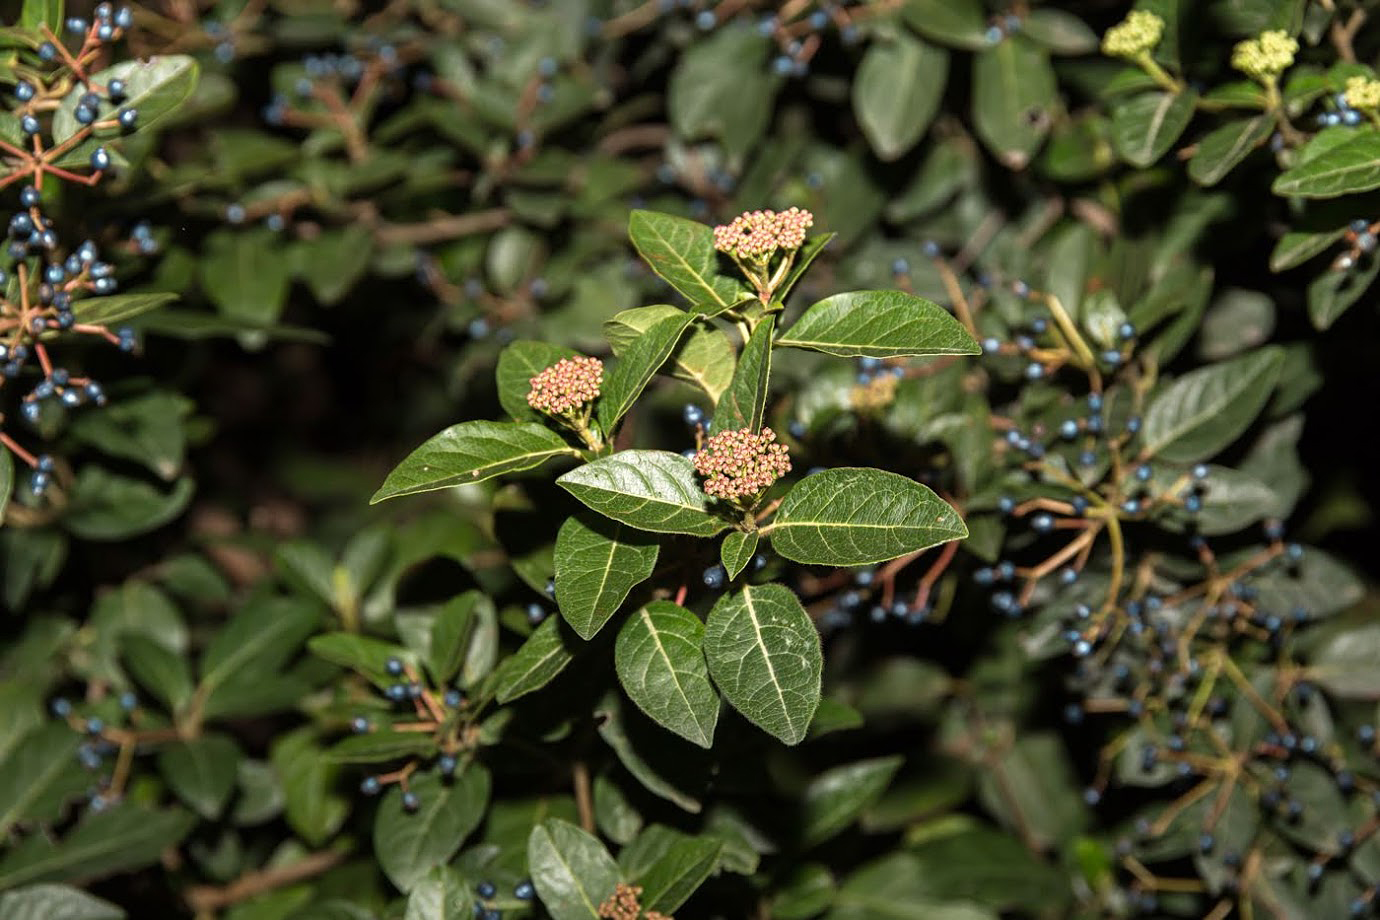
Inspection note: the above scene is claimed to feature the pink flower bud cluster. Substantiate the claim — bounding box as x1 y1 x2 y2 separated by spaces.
712 208 814 260
693 426 792 500
527 356 603 414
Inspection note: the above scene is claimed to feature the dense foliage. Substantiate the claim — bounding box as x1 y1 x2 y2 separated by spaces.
4 1 1380 918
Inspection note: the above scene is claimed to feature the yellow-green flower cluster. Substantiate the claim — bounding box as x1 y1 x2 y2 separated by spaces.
1345 75 1380 112
1231 30 1298 82
1101 11 1165 59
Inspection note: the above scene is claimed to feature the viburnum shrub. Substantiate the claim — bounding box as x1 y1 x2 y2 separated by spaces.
4 1 1380 919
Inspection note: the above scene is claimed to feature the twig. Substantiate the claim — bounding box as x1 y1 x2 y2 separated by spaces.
184 849 346 913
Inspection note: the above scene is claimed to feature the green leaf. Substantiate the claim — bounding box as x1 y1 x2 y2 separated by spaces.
68 292 178 327
53 56 199 143
68 391 193 480
615 601 720 748
1021 9 1099 54
372 421 576 503
830 853 999 920
772 864 837 920
495 341 579 423
605 307 735 404
1307 254 1380 330
975 732 1085 848
854 33 948 161
802 756 903 845
1142 347 1285 462
308 632 413 689
157 735 241 819
703 584 822 745
627 210 746 311
554 515 659 640
1188 116 1273 186
199 596 319 696
0 724 85 838
709 315 774 436
901 0 990 50
667 23 780 157
270 729 348 846
404 866 475 920
1251 548 1361 618
325 732 438 764
597 313 695 430
430 591 489 684
0 806 195 889
199 229 294 324
295 225 373 305
0 884 125 920
61 469 193 541
557 451 727 537
971 37 1057 169
631 832 723 914
778 291 979 359
1111 90 1198 167
905 827 1070 911
1271 228 1346 272
720 531 759 580
493 615 578 703
374 767 491 892
20 0 63 30
770 468 968 566
1 445 11 524
527 818 623 920
1274 132 1380 198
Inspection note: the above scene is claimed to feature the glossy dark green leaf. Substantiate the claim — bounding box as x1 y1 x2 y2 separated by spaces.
709 315 774 436
720 530 759 579
1022 9 1099 54
430 591 489 684
596 695 706 813
557 451 727 537
597 312 694 430
308 632 413 688
0 724 85 838
372 421 576 503
157 735 241 819
703 584 822 745
627 210 746 311
325 731 438 765
802 756 902 845
199 229 293 325
971 37 1057 169
554 515 659 640
1274 132 1380 198
905 826 1071 911
615 601 719 748
605 306 735 404
630 831 723 914
830 853 999 920
667 23 779 157
1142 347 1284 462
1111 90 1197 167
68 292 178 327
527 818 623 920
975 732 1086 848
68 391 193 480
270 729 348 846
0 884 125 920
495 341 580 423
854 33 947 161
61 469 193 541
1307 255 1380 329
1188 116 1273 186
374 767 491 892
771 468 967 566
404 866 475 920
901 0 990 50
493 615 578 703
772 864 837 919
778 291 979 359
53 56 199 143
0 806 195 889
1270 228 1345 272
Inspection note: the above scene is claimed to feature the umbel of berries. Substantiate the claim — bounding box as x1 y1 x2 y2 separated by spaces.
712 207 813 303
693 426 791 505
528 355 604 448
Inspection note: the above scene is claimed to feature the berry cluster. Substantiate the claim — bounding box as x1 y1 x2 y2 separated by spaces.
597 882 672 920
465 877 535 920
1100 10 1165 60
693 426 791 501
48 690 143 812
527 356 603 415
1332 218 1377 272
355 657 473 811
712 208 813 261
849 356 903 411
1231 30 1298 83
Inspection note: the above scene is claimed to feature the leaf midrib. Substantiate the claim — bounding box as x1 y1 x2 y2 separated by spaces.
639 607 709 745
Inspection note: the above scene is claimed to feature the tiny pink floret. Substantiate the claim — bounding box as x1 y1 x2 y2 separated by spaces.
693 426 792 500
713 208 814 260
527 356 603 414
